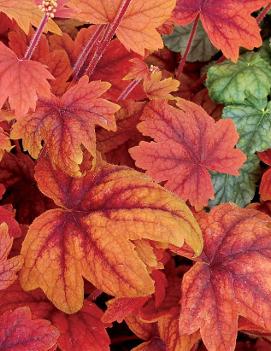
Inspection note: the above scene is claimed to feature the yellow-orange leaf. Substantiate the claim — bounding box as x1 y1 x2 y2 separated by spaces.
0 0 61 34
0 42 54 117
143 70 179 101
20 157 202 313
69 0 176 55
0 127 12 161
11 76 120 176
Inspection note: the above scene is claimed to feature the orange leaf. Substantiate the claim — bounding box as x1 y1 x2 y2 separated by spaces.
69 0 176 55
20 157 202 313
179 204 271 351
0 127 11 161
130 99 246 208
51 301 110 351
143 70 179 101
0 223 23 290
173 0 268 62
159 308 200 351
0 307 59 351
0 42 53 117
11 76 120 176
0 0 61 34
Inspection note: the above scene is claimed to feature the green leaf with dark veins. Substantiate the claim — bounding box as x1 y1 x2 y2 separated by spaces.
209 155 260 208
206 52 271 105
223 97 271 154
163 22 218 62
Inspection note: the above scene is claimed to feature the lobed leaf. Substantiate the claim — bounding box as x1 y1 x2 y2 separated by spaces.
173 0 268 62
180 204 271 351
207 53 271 105
19 157 202 313
0 307 59 351
11 76 120 176
0 42 53 117
69 0 176 55
130 99 246 208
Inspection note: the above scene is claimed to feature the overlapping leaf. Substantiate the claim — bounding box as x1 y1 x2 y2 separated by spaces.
209 155 260 208
164 22 218 62
0 0 61 34
0 42 53 117
179 204 271 351
20 157 202 313
130 99 246 208
0 307 59 351
207 53 271 105
11 76 120 176
173 0 268 62
0 223 23 290
223 97 271 154
69 0 176 55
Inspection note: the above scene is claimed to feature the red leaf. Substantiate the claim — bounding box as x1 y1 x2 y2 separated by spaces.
0 307 59 351
52 301 110 351
0 42 54 116
130 99 246 208
173 0 269 62
258 150 271 201
179 204 271 351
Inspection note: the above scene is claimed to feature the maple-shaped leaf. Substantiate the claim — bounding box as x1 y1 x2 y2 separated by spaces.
0 42 54 117
11 76 120 176
130 99 246 208
173 0 268 62
207 52 271 105
164 22 218 62
69 0 176 55
20 157 202 313
52 301 110 351
0 127 11 161
209 155 260 208
0 307 59 351
0 223 23 290
0 0 61 34
179 204 271 351
223 97 271 155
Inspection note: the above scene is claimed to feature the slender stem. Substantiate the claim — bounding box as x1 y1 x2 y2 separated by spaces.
24 15 48 60
256 2 271 23
117 79 141 101
72 25 106 81
84 0 133 78
176 15 200 78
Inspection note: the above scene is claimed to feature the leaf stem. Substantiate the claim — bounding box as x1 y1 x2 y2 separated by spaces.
84 0 133 78
256 2 271 23
24 15 48 60
72 25 107 81
117 79 141 101
176 15 200 78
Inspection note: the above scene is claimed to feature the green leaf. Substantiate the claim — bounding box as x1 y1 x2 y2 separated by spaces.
206 52 271 105
163 22 218 62
209 155 260 208
223 97 271 154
